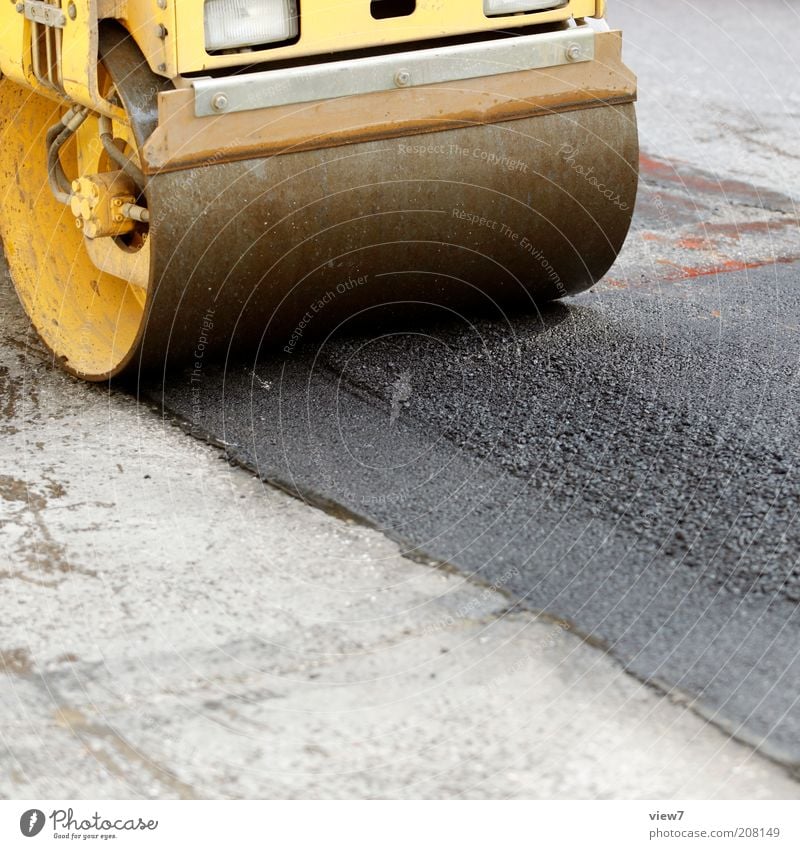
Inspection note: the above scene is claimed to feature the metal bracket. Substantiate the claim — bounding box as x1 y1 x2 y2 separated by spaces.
19 0 67 28
193 26 596 118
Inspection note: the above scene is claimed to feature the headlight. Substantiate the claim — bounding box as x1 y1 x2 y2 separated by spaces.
484 0 564 16
204 0 299 52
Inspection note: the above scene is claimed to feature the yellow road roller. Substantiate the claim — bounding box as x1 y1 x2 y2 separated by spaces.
0 0 638 380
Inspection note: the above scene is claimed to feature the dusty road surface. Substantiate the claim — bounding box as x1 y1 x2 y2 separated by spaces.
2 1 799 798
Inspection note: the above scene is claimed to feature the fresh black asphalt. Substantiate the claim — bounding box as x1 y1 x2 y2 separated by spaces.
146 0 800 768
149 256 800 768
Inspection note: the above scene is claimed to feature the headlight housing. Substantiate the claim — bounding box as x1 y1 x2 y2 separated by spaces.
484 0 565 16
204 0 299 52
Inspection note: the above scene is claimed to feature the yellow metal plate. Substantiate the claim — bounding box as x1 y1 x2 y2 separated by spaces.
0 0 28 86
175 0 598 74
2 1 602 97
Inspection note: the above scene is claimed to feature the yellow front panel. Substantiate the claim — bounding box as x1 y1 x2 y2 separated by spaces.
61 0 99 106
0 1 28 86
0 1 127 115
175 0 598 74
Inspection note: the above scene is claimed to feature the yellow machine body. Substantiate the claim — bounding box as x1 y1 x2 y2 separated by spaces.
0 0 637 380
1 0 605 92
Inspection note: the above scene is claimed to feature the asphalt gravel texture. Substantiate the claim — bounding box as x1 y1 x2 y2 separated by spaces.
150 256 800 766
145 0 800 768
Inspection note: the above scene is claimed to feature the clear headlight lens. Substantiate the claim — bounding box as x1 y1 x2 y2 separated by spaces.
484 0 562 16
204 0 299 52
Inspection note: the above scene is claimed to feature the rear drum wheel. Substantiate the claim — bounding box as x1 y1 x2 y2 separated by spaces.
0 80 150 380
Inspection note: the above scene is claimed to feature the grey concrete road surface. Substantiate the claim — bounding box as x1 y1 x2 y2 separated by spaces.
2 0 800 799
617 0 800 193
4 277 796 799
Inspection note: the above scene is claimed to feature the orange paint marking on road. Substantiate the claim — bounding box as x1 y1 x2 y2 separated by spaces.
661 256 800 281
676 236 716 250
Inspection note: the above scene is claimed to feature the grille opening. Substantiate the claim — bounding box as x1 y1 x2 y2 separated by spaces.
371 0 416 20
30 18 64 91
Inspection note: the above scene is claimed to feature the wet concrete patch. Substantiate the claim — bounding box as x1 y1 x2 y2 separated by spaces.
0 473 87 582
0 648 33 676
